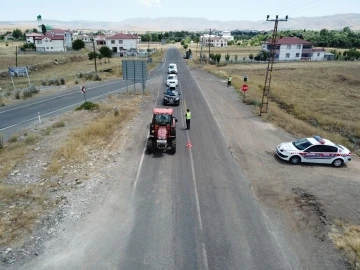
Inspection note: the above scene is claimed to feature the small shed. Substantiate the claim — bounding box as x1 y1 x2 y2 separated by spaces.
324 52 335 60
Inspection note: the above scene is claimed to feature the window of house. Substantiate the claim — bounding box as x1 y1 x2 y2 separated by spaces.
297 45 301 49
37 41 42 44
317 53 320 56
51 47 53 49
119 40 123 44
286 53 290 58
111 40 115 44
45 40 48 42
287 45 291 49
46 47 49 49
50 40 52 42
296 53 300 57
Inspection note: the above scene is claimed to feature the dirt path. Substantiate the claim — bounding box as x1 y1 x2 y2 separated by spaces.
189 66 360 269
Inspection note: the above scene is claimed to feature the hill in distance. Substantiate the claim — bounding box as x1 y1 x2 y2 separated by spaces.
0 13 359 32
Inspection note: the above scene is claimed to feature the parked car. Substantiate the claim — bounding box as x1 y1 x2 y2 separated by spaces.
168 63 177 74
276 135 351 167
166 74 178 87
163 86 181 106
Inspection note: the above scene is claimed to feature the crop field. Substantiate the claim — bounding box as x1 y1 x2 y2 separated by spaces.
198 59 360 154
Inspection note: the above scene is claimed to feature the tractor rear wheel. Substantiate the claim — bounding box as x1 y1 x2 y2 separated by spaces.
170 139 176 154
146 138 153 154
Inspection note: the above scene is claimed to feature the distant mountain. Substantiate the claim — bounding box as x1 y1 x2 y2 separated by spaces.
1 14 360 32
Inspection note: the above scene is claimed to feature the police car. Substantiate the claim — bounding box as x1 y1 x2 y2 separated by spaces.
276 135 351 167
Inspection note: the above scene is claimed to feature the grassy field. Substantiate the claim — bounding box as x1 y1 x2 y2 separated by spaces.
189 52 360 155
0 42 166 104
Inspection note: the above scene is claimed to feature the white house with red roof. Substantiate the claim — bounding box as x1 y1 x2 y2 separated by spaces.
106 33 138 53
262 37 325 61
46 29 73 48
34 35 66 52
26 33 44 44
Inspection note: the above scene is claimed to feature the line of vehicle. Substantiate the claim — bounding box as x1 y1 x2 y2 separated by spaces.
0 79 124 114
0 78 158 132
179 78 209 270
132 50 168 192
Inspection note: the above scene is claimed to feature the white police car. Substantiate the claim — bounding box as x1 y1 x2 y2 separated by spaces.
276 135 351 167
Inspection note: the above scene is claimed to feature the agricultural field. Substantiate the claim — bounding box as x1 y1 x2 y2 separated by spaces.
0 41 165 105
187 45 360 155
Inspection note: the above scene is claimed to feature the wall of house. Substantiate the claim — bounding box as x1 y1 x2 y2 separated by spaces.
278 44 303 60
26 37 34 43
36 38 65 52
106 39 137 52
311 51 325 61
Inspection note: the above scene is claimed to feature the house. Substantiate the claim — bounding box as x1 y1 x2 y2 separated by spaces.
26 33 44 44
200 34 228 47
220 30 234 41
95 35 106 45
4 34 14 41
106 33 138 53
75 34 92 42
261 37 325 61
46 29 73 48
34 35 66 52
324 52 335 60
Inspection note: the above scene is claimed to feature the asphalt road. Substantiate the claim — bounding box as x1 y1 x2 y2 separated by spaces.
120 48 297 270
15 48 300 270
0 60 164 139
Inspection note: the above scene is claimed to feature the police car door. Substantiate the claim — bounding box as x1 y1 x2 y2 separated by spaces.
303 145 328 164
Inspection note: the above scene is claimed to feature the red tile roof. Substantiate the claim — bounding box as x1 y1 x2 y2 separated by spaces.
267 37 312 45
26 33 44 37
106 33 138 40
312 48 325 52
34 35 64 41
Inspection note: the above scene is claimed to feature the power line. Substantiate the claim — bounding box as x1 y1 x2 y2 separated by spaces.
289 0 337 17
278 0 321 14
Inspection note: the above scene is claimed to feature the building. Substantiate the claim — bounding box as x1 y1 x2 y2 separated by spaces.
200 34 228 47
220 30 234 41
46 29 73 48
94 35 106 45
34 35 66 52
324 52 336 60
74 34 92 43
26 33 44 44
261 37 325 61
106 33 138 53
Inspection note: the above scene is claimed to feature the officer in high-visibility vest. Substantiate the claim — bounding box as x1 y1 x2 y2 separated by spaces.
227 75 232 87
185 109 191 130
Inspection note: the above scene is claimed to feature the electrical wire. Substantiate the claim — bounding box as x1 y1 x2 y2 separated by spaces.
289 0 337 17
278 0 319 14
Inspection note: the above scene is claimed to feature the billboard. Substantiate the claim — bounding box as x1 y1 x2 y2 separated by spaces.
8 67 28 77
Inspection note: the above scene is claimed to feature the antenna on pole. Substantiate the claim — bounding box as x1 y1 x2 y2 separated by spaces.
260 15 288 116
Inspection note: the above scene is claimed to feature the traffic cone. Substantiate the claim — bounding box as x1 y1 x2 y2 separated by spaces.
186 140 192 148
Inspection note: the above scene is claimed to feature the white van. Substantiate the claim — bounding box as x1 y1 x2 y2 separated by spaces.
168 63 177 74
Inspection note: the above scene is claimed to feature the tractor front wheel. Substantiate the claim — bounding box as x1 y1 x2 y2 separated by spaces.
170 139 176 154
146 138 153 154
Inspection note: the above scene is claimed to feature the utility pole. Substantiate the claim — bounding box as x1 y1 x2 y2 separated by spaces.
205 28 216 59
15 46 18 67
147 42 150 61
260 15 288 116
92 39 97 73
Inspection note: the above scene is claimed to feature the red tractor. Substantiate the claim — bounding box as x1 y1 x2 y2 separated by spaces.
146 108 177 154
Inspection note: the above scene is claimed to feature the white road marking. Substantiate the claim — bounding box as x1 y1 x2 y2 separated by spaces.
0 80 123 114
178 75 209 270
132 51 167 192
0 78 159 132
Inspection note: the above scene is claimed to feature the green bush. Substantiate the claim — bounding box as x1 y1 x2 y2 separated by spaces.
76 101 99 111
24 134 39 145
8 135 18 143
15 90 20 99
23 85 39 99
52 121 65 128
60 78 65 85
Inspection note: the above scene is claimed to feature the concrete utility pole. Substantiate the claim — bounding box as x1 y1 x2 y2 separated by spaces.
260 15 288 116
92 39 97 73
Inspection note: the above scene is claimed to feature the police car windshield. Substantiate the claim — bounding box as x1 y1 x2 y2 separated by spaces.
166 89 178 96
293 138 312 150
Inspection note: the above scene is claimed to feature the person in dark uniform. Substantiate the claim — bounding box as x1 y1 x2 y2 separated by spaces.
227 75 232 87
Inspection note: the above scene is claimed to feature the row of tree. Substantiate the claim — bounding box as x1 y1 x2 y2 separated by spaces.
246 27 360 49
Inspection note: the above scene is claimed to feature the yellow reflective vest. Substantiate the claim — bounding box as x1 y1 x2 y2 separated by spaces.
186 112 191 120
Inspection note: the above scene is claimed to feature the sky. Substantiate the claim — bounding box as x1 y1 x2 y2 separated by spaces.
0 0 359 22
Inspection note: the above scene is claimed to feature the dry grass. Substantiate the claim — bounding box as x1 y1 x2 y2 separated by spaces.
187 43 261 59
199 60 360 154
46 95 142 175
330 220 360 269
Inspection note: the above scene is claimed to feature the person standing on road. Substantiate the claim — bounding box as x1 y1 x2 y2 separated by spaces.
185 109 191 130
227 75 232 87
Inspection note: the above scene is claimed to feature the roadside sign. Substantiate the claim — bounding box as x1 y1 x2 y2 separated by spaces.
241 84 249 92
81 86 86 93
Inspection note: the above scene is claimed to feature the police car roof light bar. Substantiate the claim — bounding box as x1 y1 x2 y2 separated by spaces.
314 135 325 144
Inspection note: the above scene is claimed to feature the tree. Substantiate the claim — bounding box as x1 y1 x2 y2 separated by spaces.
216 53 221 63
183 43 188 49
234 53 238 62
72 39 85 50
32 28 38 33
98 53 103 64
88 51 99 60
99 46 112 63
249 53 254 60
225 52 230 62
12 28 22 39
41 24 47 35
